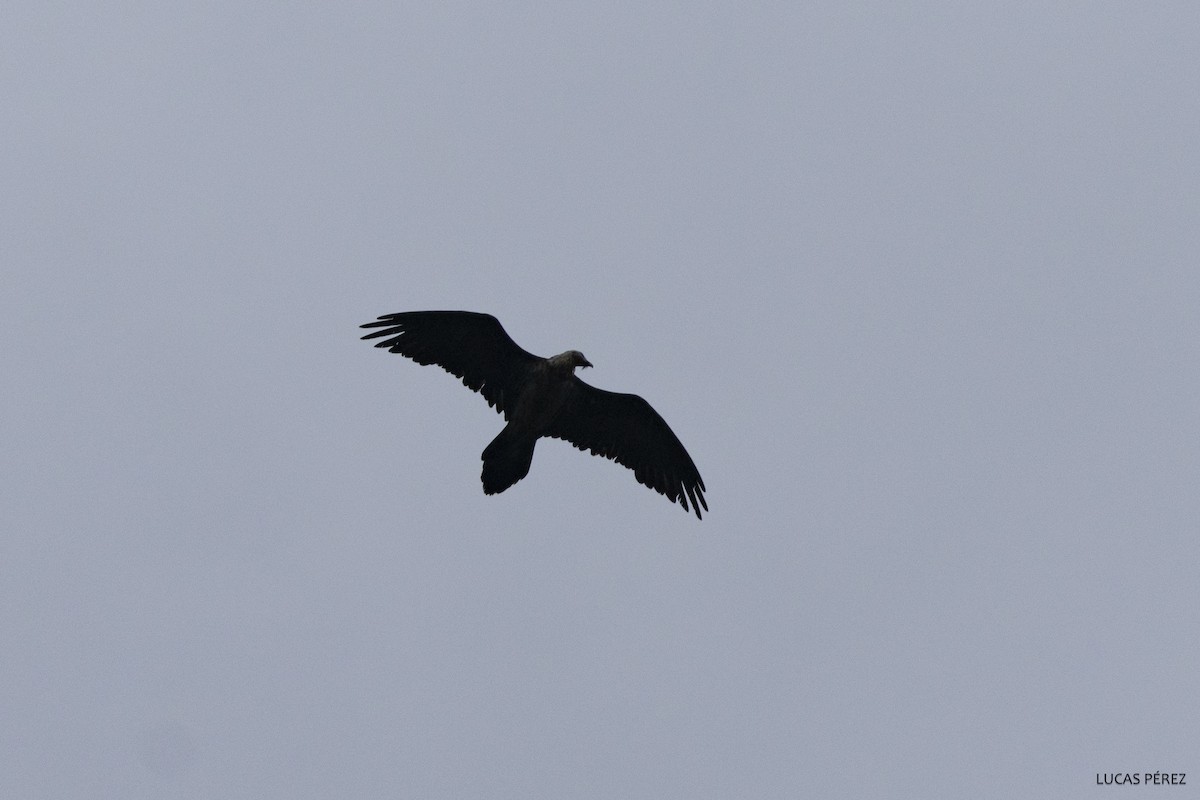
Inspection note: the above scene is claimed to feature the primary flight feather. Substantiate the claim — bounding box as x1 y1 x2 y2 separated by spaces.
360 311 707 519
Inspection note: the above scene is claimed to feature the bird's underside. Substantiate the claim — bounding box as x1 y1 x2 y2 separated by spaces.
360 310 707 519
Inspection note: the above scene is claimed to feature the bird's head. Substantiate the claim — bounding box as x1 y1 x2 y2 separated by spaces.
550 350 592 372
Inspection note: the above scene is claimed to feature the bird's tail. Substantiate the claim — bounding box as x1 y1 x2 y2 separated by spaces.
481 426 536 495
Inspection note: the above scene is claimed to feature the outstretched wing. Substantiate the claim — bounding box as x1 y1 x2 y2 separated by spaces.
360 311 542 417
546 378 707 519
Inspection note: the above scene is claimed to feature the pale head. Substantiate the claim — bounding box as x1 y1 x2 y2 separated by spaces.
548 350 593 371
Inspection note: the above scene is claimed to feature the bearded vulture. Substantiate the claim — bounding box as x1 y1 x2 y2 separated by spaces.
360 311 707 519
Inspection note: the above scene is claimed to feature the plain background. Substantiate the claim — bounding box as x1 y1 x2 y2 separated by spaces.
3 2 1197 798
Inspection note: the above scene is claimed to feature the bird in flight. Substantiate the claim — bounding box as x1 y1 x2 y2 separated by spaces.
360 311 707 519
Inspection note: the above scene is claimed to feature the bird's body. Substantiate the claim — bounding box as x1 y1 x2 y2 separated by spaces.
360 311 707 518
505 352 586 438
479 352 590 496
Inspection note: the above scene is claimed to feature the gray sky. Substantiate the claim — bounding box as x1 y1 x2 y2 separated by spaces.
4 2 1198 798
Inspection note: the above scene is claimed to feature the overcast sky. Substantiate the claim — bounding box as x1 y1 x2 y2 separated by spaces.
4 2 1198 798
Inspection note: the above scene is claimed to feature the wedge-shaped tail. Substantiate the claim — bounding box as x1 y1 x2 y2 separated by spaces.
481 426 537 495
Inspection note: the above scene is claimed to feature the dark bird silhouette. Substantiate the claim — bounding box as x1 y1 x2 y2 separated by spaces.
360 311 707 519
